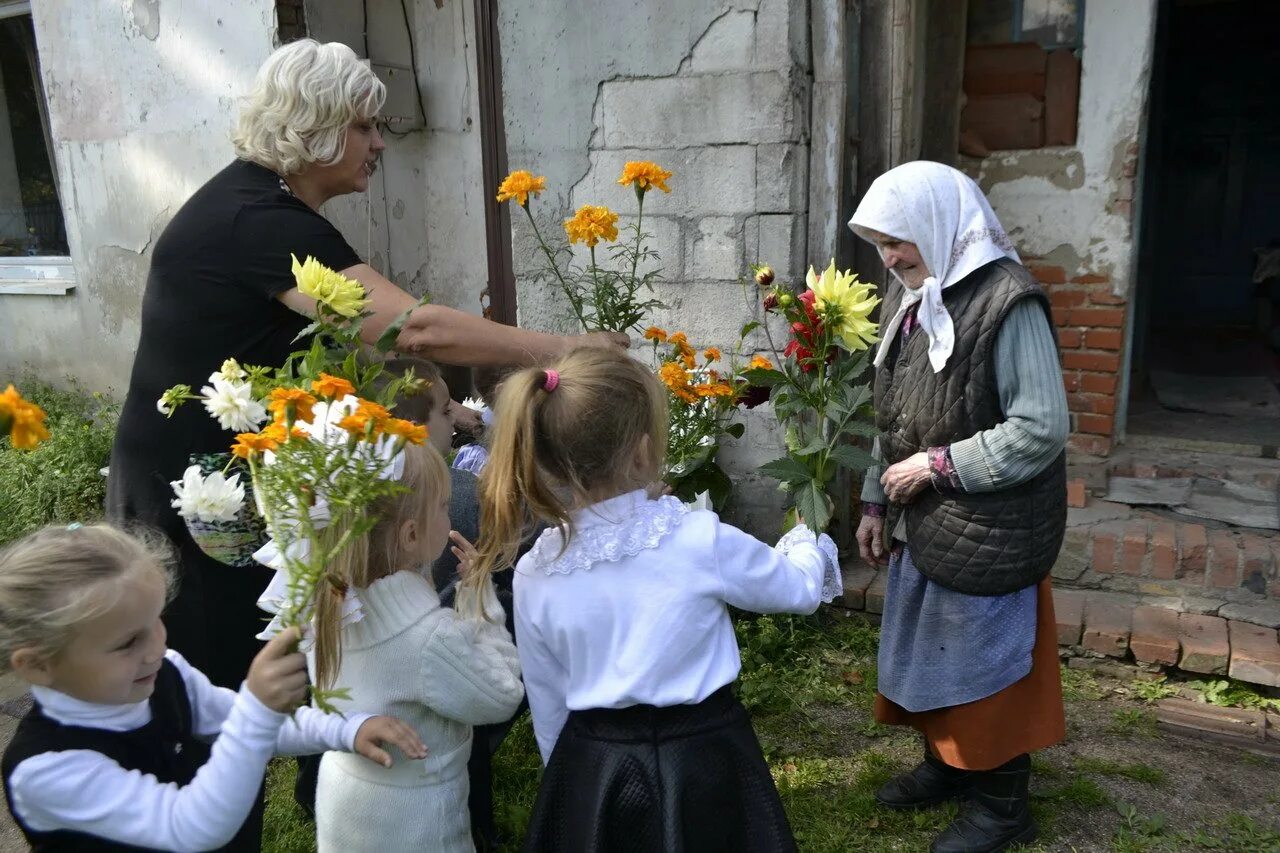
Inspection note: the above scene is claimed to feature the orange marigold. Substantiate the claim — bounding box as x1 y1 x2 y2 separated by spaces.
696 382 736 398
563 205 619 248
703 347 722 362
748 354 773 371
658 362 688 390
0 385 50 450
231 431 279 459
266 387 318 424
680 353 696 370
667 332 689 348
617 161 673 193
495 170 546 206
384 417 428 445
643 326 669 342
311 373 356 400
336 412 380 438
260 422 308 445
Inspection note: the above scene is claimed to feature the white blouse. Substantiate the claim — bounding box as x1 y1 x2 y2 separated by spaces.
514 490 840 762
7 650 370 851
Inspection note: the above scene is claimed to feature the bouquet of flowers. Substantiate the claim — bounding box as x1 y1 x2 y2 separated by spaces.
645 327 764 509
0 385 50 450
496 162 672 334
745 261 881 532
159 257 430 710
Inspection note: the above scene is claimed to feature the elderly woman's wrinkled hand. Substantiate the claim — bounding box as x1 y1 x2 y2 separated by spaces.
880 451 932 504
856 514 885 566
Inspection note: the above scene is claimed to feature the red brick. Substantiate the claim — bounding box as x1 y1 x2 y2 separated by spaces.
1051 307 1069 327
1150 522 1177 580
965 42 1049 76
1058 328 1082 348
1067 308 1126 328
1078 413 1115 435
1121 522 1148 576
1050 288 1087 308
1179 613 1229 674
1029 265 1068 284
1062 372 1080 393
1241 536 1272 595
1080 372 1118 395
1089 289 1127 306
1092 394 1117 416
1208 530 1240 589
961 94 1045 150
835 563 876 610
1062 351 1121 372
1177 525 1208 582
1071 273 1109 285
1066 479 1087 508
1113 199 1132 217
1227 621 1280 688
1091 525 1120 574
1084 328 1123 351
1069 433 1112 456
1082 594 1132 657
1067 393 1116 416
1054 588 1086 646
1131 606 1180 665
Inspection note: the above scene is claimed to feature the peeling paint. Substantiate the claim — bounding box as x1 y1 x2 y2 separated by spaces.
128 0 161 42
970 150 1087 193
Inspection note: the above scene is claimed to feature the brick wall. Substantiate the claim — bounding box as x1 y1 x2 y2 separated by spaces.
276 0 307 44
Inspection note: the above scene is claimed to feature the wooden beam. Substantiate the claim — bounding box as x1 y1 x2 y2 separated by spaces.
472 0 517 325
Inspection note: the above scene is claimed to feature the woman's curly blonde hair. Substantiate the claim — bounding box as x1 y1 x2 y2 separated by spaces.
232 39 387 175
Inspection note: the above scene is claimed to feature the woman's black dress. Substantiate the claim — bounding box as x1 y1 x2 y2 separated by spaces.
107 159 360 690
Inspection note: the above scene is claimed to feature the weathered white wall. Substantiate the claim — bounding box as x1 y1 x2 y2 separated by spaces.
312 0 488 311
0 0 277 392
962 0 1156 291
498 0 812 533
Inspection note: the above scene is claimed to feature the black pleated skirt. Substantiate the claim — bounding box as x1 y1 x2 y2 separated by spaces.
522 685 796 853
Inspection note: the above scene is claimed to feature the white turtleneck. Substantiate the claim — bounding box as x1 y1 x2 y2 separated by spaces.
7 649 370 851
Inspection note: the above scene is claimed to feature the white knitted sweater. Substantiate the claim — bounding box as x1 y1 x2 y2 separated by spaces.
313 570 523 852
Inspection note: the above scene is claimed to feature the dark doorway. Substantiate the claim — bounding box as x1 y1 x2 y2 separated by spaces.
1129 0 1280 451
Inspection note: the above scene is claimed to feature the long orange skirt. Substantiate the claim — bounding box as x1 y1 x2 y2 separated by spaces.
874 578 1066 771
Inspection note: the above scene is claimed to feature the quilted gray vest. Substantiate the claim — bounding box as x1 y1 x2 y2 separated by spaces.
873 258 1067 596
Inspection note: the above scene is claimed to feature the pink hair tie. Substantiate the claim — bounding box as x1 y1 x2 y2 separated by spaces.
542 369 560 392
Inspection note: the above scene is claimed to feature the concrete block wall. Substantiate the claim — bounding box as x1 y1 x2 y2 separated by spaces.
500 0 812 531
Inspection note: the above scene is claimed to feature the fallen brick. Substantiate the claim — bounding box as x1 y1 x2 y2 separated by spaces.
1178 613 1229 674
1227 621 1280 688
1054 588 1086 646
1082 594 1132 658
836 562 877 611
1121 522 1147 577
1207 530 1239 589
1130 606 1180 665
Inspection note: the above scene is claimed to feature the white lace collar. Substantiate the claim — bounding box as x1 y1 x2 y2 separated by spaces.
526 490 690 575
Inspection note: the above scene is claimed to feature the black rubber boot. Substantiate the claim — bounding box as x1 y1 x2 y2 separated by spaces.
931 753 1037 853
875 745 973 810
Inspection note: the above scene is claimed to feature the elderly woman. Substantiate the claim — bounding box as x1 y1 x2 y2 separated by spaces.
850 161 1068 853
107 39 622 693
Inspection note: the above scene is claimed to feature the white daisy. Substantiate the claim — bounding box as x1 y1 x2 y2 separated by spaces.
200 377 267 433
170 465 246 523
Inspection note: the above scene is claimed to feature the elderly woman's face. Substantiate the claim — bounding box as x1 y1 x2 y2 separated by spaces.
867 230 929 290
315 118 386 196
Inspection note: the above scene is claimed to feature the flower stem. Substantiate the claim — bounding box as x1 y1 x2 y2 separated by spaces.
523 204 588 330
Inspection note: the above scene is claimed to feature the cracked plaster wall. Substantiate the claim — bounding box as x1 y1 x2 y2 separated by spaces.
498 0 812 534
960 0 1156 293
0 0 278 393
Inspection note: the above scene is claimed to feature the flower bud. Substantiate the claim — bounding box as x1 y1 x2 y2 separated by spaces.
763 293 779 312
754 266 775 288
778 293 794 308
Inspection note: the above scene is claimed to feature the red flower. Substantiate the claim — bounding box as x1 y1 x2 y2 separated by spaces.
763 292 779 312
797 289 820 326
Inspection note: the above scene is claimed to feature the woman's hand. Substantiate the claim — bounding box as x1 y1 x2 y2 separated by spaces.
449 530 478 582
880 451 931 505
352 716 428 768
646 481 674 500
856 515 886 566
574 331 631 351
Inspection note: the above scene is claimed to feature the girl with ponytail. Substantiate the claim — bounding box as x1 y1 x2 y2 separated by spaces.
468 347 841 851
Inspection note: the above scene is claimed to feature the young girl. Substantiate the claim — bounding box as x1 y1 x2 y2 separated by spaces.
0 523 426 852
301 441 525 852
468 348 841 852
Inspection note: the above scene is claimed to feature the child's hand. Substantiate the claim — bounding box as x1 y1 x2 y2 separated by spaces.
246 627 309 713
449 531 478 581
646 481 674 500
353 716 428 768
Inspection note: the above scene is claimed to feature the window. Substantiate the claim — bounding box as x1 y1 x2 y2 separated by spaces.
960 0 1083 154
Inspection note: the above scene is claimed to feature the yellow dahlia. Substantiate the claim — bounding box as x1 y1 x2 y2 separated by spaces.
806 259 882 352
291 255 369 318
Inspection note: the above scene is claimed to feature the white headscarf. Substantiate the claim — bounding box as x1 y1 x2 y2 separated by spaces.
848 161 1018 373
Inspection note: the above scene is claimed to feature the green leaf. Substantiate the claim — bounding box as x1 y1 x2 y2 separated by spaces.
842 420 880 439
794 479 833 532
759 455 812 484
725 422 745 439
740 321 761 339
290 321 322 344
742 368 789 388
374 293 431 353
829 444 878 471
794 437 830 456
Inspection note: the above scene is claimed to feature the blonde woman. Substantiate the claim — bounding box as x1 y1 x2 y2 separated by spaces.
107 38 624 695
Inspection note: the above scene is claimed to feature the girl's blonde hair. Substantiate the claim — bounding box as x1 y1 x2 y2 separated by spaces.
232 39 387 175
0 524 175 672
466 349 667 609
312 442 450 690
